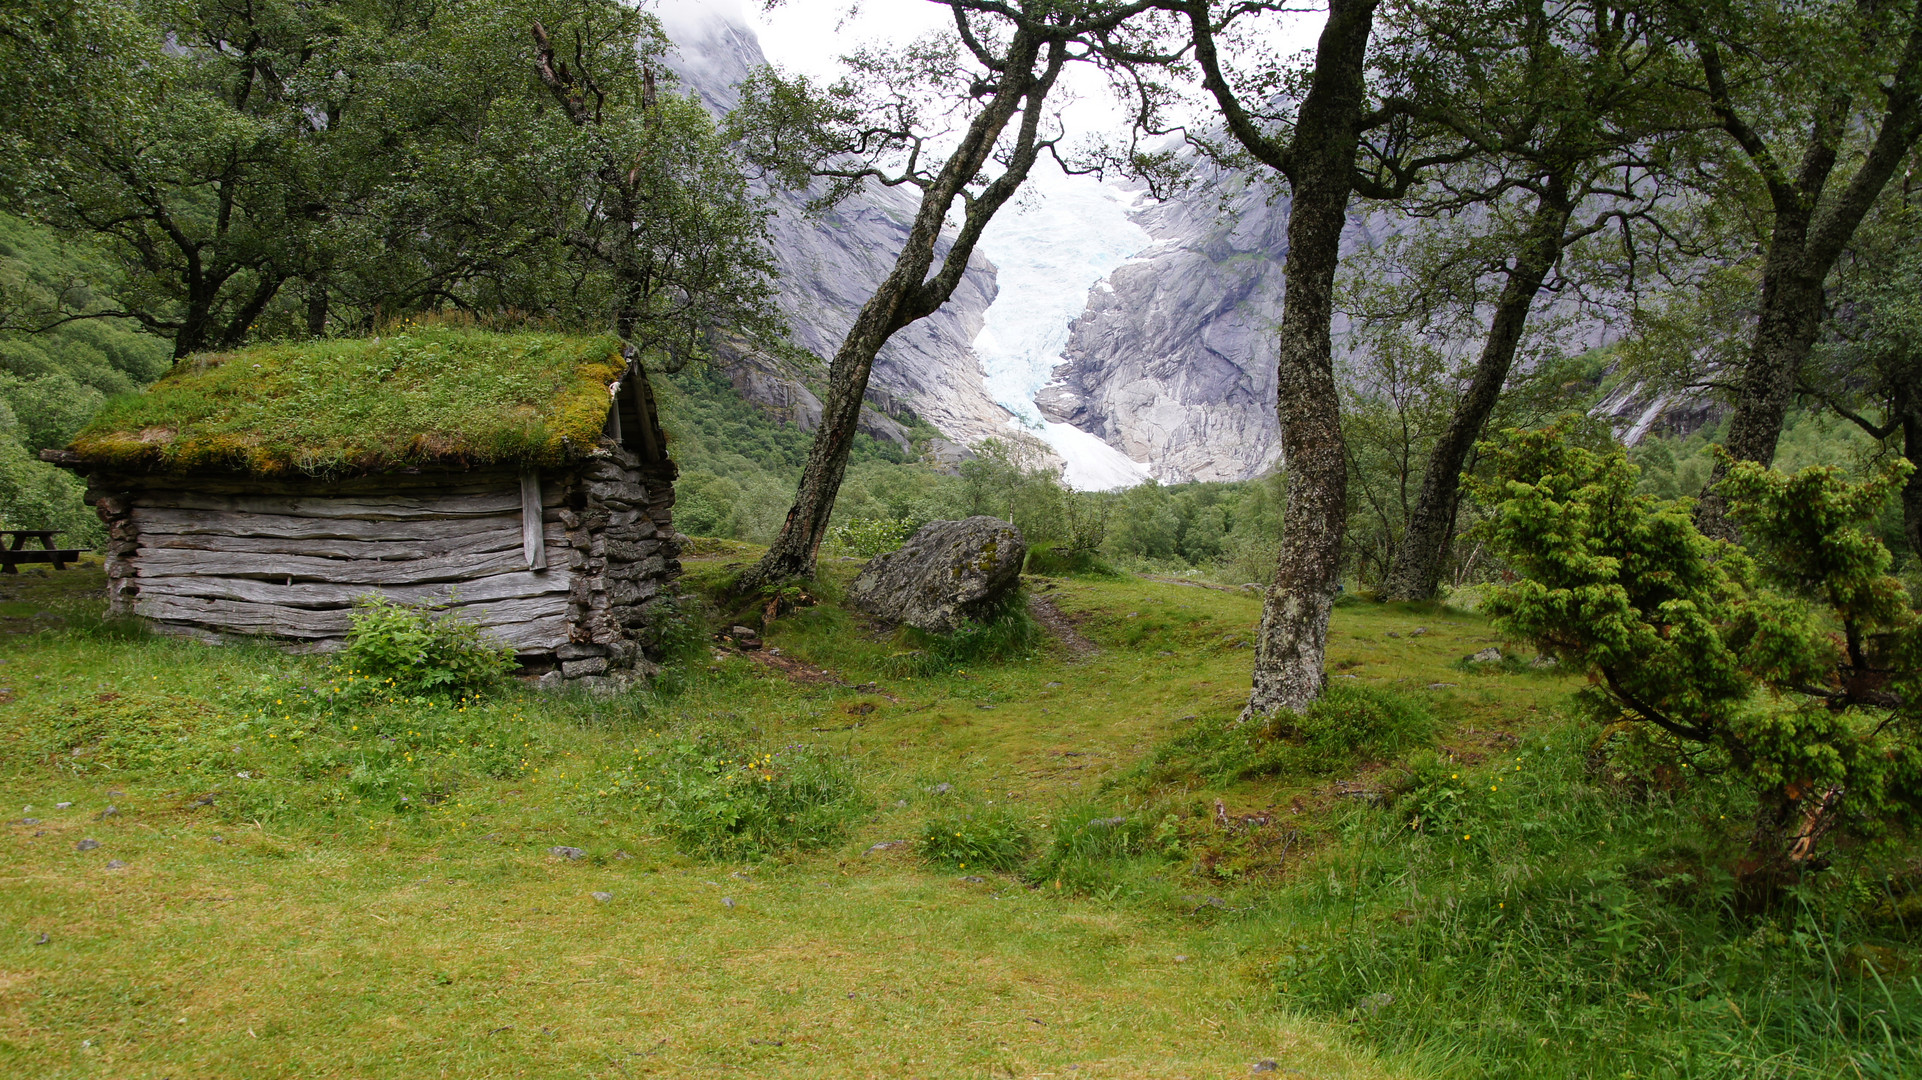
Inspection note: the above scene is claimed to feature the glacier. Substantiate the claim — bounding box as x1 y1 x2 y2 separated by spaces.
974 170 1156 490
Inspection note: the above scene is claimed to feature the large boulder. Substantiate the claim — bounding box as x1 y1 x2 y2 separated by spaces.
846 516 1026 634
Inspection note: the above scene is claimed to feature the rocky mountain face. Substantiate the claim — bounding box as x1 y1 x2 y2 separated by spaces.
1037 172 1288 483
1037 169 1398 484
658 1 1010 457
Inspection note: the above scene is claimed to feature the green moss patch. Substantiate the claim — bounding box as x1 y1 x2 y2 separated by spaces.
69 328 627 476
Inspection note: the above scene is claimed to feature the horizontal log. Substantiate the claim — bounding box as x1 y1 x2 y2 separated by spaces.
136 568 569 610
139 530 525 561
134 592 571 644
131 506 525 542
132 540 569 586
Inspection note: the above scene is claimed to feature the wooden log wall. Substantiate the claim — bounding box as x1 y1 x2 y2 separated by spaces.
85 445 683 688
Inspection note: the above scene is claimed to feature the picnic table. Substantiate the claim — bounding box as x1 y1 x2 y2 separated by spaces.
0 530 88 573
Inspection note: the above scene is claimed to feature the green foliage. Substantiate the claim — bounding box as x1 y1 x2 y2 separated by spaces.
1121 686 1438 789
1275 718 1922 1080
893 593 1044 674
1479 424 1922 895
15 647 548 819
654 363 941 543
919 803 1035 873
830 516 912 557
1024 542 1121 577
73 327 625 476
337 596 517 702
626 729 867 860
1026 806 1180 892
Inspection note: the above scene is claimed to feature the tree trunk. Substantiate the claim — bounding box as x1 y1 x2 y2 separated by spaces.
1691 0 1922 539
749 288 910 583
1904 406 1922 561
741 28 1059 591
1693 228 1826 539
1384 191 1571 601
1241 0 1377 719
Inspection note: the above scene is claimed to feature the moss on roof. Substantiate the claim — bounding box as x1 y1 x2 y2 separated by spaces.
70 328 628 477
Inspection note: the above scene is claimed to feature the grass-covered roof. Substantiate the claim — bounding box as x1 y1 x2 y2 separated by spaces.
70 328 628 477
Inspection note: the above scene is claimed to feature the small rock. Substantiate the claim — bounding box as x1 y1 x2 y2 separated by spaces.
1385 631 1400 638
106 859 126 870
1359 991 1394 1016
1529 655 1558 669
1174 955 1188 963
192 794 215 806
211 834 225 843
767 647 782 656
591 891 612 903
548 846 587 861
894 799 908 809
33 932 49 945
930 782 952 795
16 818 39 826
1045 681 1063 688
75 838 99 851
1470 647 1503 664
722 896 736 908
55 802 72 809
976 704 996 710
961 875 985 883
865 841 904 854
97 805 118 818
610 849 633 860
1252 1062 1278 1074
1156 650 1174 656
1425 682 1457 690
1410 627 1428 636
1089 816 1128 829
107 791 123 798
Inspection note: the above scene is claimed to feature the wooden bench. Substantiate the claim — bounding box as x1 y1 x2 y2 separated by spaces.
0 530 88 573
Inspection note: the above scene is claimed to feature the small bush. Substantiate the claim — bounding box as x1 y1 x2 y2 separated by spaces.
920 804 1035 872
1281 685 1439 771
337 596 516 700
1027 806 1180 892
893 592 1043 674
831 517 913 557
631 731 867 860
1121 686 1438 789
1025 542 1120 577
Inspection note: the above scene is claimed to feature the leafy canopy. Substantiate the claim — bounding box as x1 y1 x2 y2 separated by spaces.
1477 425 1922 890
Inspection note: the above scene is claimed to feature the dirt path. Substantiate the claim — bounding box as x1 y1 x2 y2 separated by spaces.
1027 593 1099 658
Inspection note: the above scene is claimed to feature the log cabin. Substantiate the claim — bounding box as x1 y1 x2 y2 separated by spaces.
44 328 684 687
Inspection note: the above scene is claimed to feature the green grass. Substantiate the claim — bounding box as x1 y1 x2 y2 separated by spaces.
0 557 1916 1078
69 326 626 476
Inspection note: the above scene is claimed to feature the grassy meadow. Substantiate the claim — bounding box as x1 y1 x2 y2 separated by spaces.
1 552 1917 1079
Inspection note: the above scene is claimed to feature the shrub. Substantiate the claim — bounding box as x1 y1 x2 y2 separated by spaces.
1282 684 1439 771
830 516 913 557
1026 805 1181 892
631 731 867 860
892 592 1044 674
920 804 1034 872
1025 542 1120 577
1477 425 1922 904
1121 686 1438 789
337 596 517 700
1274 718 1922 1080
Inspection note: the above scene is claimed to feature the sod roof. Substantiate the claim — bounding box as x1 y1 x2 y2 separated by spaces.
69 328 628 477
